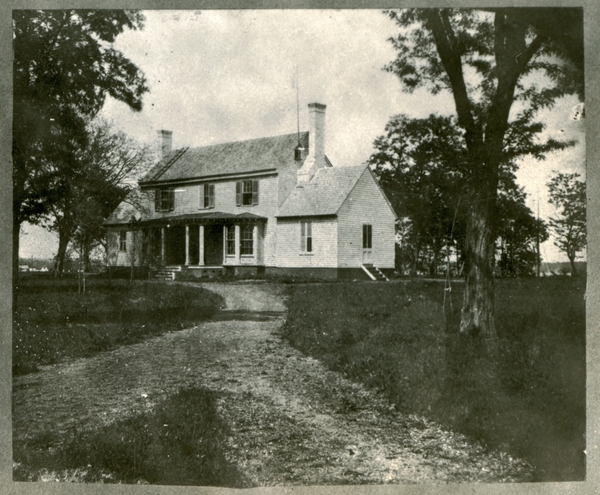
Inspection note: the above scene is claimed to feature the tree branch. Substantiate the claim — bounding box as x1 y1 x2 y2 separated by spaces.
424 10 482 150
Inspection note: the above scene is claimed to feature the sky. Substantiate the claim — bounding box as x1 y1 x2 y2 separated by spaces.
20 9 586 264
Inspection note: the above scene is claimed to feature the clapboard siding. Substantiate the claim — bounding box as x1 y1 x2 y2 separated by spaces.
140 174 279 219
275 218 338 267
337 169 396 268
136 176 279 265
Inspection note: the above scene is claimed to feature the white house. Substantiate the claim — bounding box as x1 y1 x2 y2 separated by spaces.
105 103 397 280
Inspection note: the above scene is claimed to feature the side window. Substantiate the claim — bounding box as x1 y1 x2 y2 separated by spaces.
300 221 312 252
119 231 127 252
362 224 372 249
240 224 254 255
199 183 215 209
154 188 174 212
236 180 259 206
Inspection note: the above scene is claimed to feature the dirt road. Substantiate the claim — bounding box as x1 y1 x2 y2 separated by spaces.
13 281 533 484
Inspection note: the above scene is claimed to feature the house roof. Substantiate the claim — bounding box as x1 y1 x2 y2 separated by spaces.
140 131 310 185
104 200 141 225
276 165 367 218
105 210 267 227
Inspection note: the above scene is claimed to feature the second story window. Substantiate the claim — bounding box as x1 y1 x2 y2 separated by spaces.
236 180 259 206
199 183 215 209
154 188 175 212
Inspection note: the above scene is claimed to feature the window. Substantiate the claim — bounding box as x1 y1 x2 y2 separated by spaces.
236 180 259 206
301 221 312 253
363 224 372 249
226 226 236 256
154 188 175 212
199 183 215 209
119 231 127 252
240 225 254 256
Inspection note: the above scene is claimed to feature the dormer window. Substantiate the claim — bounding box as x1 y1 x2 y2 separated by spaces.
154 188 175 212
199 183 215 209
236 180 259 206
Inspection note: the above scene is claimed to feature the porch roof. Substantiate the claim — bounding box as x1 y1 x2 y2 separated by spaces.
109 211 267 227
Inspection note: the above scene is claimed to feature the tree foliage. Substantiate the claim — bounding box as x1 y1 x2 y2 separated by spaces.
369 114 467 276
496 189 548 277
384 8 582 337
369 113 551 277
547 172 586 276
50 120 155 275
13 10 148 281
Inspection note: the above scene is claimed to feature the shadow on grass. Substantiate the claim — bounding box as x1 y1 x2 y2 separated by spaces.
13 387 249 487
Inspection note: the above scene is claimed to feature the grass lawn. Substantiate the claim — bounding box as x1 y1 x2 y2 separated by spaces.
281 277 586 482
13 387 247 486
13 276 223 376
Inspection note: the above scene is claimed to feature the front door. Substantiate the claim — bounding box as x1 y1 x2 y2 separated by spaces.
362 224 373 264
166 225 186 265
204 224 224 266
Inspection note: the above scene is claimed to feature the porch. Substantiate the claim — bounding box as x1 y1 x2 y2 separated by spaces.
136 212 267 271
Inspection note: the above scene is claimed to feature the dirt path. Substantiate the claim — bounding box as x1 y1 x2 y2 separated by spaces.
13 282 533 484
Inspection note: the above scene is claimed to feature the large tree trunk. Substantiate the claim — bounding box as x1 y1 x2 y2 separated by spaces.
55 228 71 277
460 192 497 339
424 10 540 341
568 251 578 277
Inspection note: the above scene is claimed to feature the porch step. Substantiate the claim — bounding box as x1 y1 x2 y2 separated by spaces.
151 267 179 281
362 264 389 282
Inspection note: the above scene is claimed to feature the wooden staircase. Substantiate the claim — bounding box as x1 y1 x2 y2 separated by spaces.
151 266 182 281
362 264 389 282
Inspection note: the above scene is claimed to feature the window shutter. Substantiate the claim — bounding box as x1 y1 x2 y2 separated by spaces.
252 180 259 205
168 189 175 211
208 184 215 208
199 185 205 209
154 189 160 212
236 182 242 206
300 221 305 251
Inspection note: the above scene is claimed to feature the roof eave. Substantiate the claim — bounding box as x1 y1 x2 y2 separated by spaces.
275 213 338 219
139 168 278 188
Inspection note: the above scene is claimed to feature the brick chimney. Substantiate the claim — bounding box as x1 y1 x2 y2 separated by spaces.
297 103 326 185
157 130 173 158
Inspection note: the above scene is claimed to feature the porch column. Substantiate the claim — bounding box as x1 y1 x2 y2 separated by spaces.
185 225 190 265
235 224 241 264
252 224 258 262
223 225 227 263
161 227 166 264
199 225 205 266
